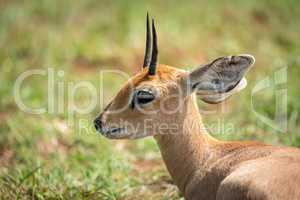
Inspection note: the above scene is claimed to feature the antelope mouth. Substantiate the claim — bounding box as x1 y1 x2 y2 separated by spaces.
100 127 126 138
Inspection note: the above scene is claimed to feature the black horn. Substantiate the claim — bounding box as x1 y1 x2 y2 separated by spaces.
143 13 151 68
148 18 158 75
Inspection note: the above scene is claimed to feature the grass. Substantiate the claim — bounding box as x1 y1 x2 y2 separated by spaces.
0 0 300 199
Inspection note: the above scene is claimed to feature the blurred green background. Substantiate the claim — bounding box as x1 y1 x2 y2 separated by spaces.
0 0 300 199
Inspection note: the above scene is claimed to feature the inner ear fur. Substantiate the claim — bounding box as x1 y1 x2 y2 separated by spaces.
182 54 255 104
189 54 255 94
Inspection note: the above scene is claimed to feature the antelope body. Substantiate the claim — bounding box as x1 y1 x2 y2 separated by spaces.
94 15 300 200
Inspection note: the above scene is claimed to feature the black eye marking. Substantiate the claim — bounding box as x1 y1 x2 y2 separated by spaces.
131 89 155 109
131 94 135 109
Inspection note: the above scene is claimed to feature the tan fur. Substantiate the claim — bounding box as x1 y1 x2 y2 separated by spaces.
99 64 300 200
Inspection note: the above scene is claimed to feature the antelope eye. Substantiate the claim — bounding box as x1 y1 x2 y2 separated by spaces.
136 90 155 104
131 90 155 108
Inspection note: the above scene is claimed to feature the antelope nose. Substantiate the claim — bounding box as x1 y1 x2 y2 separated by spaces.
94 117 103 132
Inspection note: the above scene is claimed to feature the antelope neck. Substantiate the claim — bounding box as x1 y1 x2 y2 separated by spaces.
154 94 218 192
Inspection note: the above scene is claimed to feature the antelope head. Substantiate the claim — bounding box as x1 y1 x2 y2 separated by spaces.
94 14 255 139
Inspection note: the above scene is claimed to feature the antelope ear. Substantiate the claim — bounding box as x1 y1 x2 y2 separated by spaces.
187 54 255 104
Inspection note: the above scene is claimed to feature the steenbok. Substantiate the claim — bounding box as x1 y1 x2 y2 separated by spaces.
94 14 300 200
